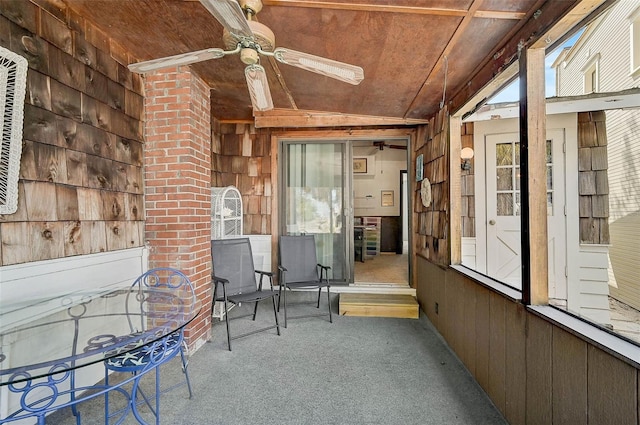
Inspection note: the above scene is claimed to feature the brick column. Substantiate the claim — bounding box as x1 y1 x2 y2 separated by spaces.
143 67 212 350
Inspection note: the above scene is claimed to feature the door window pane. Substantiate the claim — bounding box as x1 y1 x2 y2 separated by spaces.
497 193 513 216
284 143 347 281
496 143 513 165
497 168 513 190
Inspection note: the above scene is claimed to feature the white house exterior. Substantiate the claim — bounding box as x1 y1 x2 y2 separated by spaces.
553 0 640 313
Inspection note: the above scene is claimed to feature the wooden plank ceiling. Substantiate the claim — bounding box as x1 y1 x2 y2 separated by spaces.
63 0 585 126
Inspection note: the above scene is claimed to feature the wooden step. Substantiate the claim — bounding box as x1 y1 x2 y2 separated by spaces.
339 293 419 319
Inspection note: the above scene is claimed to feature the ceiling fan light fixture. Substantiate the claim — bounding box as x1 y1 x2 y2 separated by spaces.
240 48 259 65
245 64 273 111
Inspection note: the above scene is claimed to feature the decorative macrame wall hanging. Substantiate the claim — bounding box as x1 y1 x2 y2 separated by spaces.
0 46 27 214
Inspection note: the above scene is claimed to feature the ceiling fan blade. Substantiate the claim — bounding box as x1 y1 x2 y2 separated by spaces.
245 64 273 111
273 47 364 85
128 48 226 73
199 0 253 41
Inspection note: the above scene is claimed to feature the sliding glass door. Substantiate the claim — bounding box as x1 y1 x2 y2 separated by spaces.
281 141 350 283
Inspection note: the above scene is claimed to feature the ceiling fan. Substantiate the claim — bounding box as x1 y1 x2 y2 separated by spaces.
128 0 365 112
373 141 407 150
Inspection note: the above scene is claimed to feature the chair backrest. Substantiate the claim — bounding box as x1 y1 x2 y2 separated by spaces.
127 267 196 332
279 235 320 283
211 238 258 296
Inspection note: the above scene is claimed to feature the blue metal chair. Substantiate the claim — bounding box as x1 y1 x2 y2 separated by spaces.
103 268 195 425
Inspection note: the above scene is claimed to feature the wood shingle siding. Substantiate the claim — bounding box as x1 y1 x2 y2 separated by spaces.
0 2 145 266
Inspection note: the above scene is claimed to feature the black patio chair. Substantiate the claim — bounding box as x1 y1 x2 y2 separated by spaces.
278 234 332 328
211 238 281 351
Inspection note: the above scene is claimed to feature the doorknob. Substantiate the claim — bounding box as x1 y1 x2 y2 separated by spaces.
489 219 496 225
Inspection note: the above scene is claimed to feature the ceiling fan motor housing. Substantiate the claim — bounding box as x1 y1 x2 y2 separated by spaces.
223 21 275 52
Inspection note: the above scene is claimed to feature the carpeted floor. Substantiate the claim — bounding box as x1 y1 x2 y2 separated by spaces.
50 296 506 425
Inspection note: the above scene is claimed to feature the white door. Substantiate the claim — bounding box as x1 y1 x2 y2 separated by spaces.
486 129 566 297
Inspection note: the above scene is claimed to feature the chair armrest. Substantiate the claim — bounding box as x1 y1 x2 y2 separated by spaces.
278 265 288 272
255 270 274 291
317 263 331 271
316 264 331 281
212 275 229 285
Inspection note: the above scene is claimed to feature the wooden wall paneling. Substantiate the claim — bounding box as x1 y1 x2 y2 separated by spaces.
86 156 114 190
0 1 38 35
77 188 103 221
84 66 109 104
85 220 107 254
23 104 58 146
9 22 50 74
56 116 78 150
488 293 506 413
31 221 64 262
444 273 461 353
124 89 143 120
123 164 144 195
24 181 57 221
22 141 67 183
101 191 125 220
107 79 125 112
66 150 88 187
504 302 526 425
0 17 11 56
474 286 490 393
76 124 116 158
74 32 97 68
39 10 71 54
552 327 587 425
50 77 82 121
27 70 52 110
124 194 144 221
106 221 128 251
1 222 30 265
525 314 552 424
462 279 477 376
241 127 252 156
63 220 84 256
0 183 28 222
231 157 245 174
247 157 260 177
56 184 79 221
49 48 84 92
95 49 118 82
587 345 638 424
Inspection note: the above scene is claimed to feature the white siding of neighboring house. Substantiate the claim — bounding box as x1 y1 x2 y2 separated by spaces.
554 1 640 310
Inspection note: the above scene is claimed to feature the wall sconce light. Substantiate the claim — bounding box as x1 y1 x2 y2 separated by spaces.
461 147 474 170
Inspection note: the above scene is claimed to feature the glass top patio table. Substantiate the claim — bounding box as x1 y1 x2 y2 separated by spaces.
0 286 201 387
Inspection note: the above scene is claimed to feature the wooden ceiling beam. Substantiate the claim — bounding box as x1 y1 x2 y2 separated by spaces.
253 109 429 128
448 0 590 116
263 0 525 19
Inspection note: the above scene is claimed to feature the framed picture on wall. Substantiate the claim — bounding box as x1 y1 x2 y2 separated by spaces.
416 154 424 181
353 157 367 173
381 190 394 207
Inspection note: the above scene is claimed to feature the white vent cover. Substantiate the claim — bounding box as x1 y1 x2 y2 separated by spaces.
0 47 27 215
211 186 243 239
